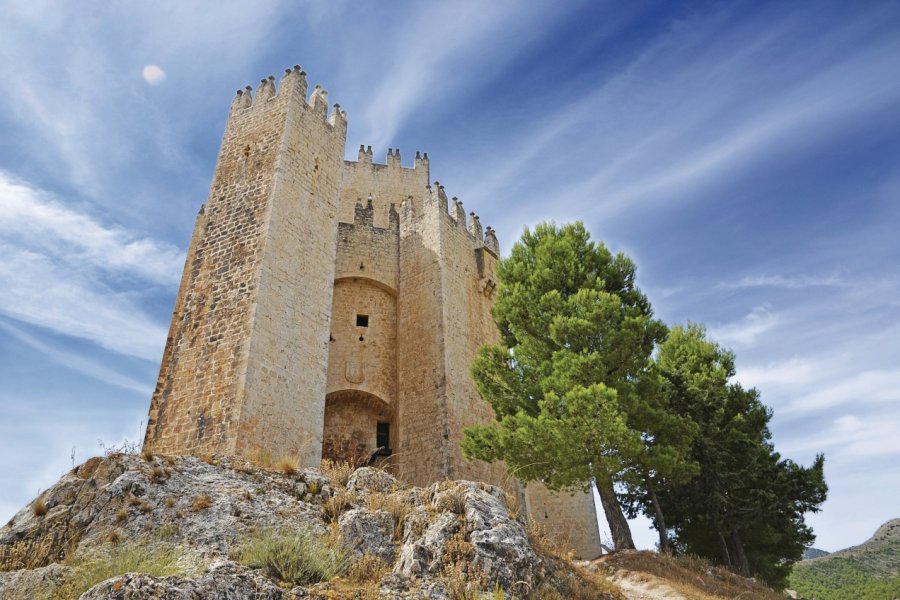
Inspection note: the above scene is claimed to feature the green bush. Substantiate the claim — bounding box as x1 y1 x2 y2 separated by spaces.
236 528 351 586
55 543 189 599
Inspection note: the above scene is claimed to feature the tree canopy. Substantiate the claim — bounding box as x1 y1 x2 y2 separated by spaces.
462 221 827 587
461 221 672 549
624 323 828 589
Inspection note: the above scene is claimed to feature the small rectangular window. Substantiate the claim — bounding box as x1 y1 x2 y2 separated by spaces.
376 422 391 455
356 314 369 327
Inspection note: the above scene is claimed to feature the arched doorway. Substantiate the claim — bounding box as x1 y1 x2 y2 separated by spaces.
323 389 393 467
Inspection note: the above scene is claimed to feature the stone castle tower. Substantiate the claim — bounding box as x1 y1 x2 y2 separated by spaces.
143 65 602 558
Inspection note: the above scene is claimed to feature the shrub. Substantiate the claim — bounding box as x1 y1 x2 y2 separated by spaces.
56 543 190 599
321 459 355 488
236 528 351 585
0 537 56 571
276 455 299 476
32 496 48 517
323 490 355 523
191 494 213 511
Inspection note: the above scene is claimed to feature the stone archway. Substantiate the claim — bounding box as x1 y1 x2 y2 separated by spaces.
322 389 393 467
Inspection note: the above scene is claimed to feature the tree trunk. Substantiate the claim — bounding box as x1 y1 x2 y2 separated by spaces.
730 530 751 577
646 482 669 553
718 532 732 569
596 478 635 550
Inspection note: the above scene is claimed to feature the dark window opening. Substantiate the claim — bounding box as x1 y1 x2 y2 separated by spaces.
358 336 365 342
376 422 392 456
356 314 368 327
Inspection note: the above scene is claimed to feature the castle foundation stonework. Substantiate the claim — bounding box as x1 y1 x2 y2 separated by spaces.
144 65 603 558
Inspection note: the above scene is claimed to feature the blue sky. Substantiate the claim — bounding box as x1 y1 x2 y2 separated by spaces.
1 1 898 552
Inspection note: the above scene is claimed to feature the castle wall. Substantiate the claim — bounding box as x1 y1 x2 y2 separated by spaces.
326 278 397 405
323 389 393 464
145 76 297 455
145 68 347 466
333 205 399 292
395 191 450 485
339 149 429 229
524 483 604 559
436 204 509 489
235 76 348 466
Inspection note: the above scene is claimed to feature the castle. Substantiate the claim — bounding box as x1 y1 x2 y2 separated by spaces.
143 65 602 558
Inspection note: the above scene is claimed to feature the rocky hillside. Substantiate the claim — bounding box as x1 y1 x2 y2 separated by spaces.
0 452 783 599
788 518 900 599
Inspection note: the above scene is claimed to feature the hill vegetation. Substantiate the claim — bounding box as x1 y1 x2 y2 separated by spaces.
789 519 900 599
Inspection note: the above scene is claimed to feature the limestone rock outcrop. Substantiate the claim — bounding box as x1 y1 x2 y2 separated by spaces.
0 454 599 599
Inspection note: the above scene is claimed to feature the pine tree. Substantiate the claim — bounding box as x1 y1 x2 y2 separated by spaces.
644 323 827 589
461 221 670 549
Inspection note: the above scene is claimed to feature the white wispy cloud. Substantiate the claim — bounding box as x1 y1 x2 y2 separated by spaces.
735 357 817 389
456 3 900 233
0 173 175 360
783 369 900 416
708 305 779 348
0 173 183 285
348 1 573 150
0 320 153 395
720 274 846 290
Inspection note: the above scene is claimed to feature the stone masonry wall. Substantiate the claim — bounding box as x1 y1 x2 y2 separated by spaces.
339 147 429 229
326 278 397 405
436 200 509 490
145 74 298 455
395 191 449 486
524 482 604 559
235 74 348 467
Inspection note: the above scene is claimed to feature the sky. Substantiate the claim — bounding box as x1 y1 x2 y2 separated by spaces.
0 0 898 553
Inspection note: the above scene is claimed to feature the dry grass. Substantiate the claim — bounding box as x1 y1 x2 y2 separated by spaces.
323 490 355 523
601 551 784 600
365 492 413 541
347 553 390 584
149 466 167 483
116 508 128 522
191 494 213 512
0 537 56 571
199 453 217 466
321 458 355 488
245 448 273 469
164 497 176 508
140 446 154 462
433 483 467 515
276 455 299 476
32 495 48 517
503 488 522 521
106 530 121 544
306 479 323 495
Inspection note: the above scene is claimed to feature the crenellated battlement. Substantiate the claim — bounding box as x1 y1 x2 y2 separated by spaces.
423 181 499 256
348 145 430 171
350 194 400 232
228 65 347 130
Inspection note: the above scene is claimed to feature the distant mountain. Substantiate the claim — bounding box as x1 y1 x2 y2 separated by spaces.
789 518 900 599
802 547 830 560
